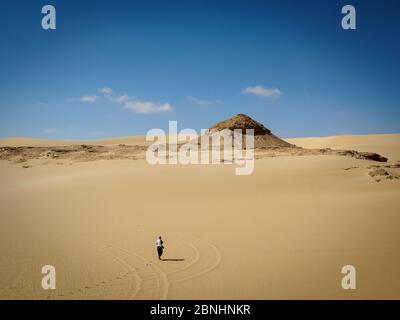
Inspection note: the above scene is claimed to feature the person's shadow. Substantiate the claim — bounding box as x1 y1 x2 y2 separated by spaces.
161 258 185 262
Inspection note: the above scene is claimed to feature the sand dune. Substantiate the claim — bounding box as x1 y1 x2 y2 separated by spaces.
286 134 400 160
0 133 399 299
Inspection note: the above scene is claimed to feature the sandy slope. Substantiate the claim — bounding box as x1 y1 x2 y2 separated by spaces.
286 134 400 160
0 134 399 299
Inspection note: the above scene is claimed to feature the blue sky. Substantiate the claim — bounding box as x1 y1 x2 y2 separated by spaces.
0 0 399 139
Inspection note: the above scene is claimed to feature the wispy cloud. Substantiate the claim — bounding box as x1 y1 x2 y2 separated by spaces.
110 94 131 104
242 85 282 98
186 96 222 107
124 101 173 113
97 88 173 114
80 95 97 103
98 87 112 94
74 87 173 113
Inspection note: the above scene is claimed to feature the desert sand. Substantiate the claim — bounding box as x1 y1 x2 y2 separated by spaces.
0 133 400 299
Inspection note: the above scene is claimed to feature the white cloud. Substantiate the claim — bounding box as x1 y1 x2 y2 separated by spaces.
98 87 113 94
80 95 97 103
124 101 173 114
111 94 131 104
94 87 173 114
186 96 222 106
242 85 282 98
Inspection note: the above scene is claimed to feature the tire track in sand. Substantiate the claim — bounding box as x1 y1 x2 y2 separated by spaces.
102 237 221 299
167 238 222 286
165 239 200 276
102 247 142 299
109 246 169 300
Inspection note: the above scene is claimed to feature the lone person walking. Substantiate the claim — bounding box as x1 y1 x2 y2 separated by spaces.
156 236 164 260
